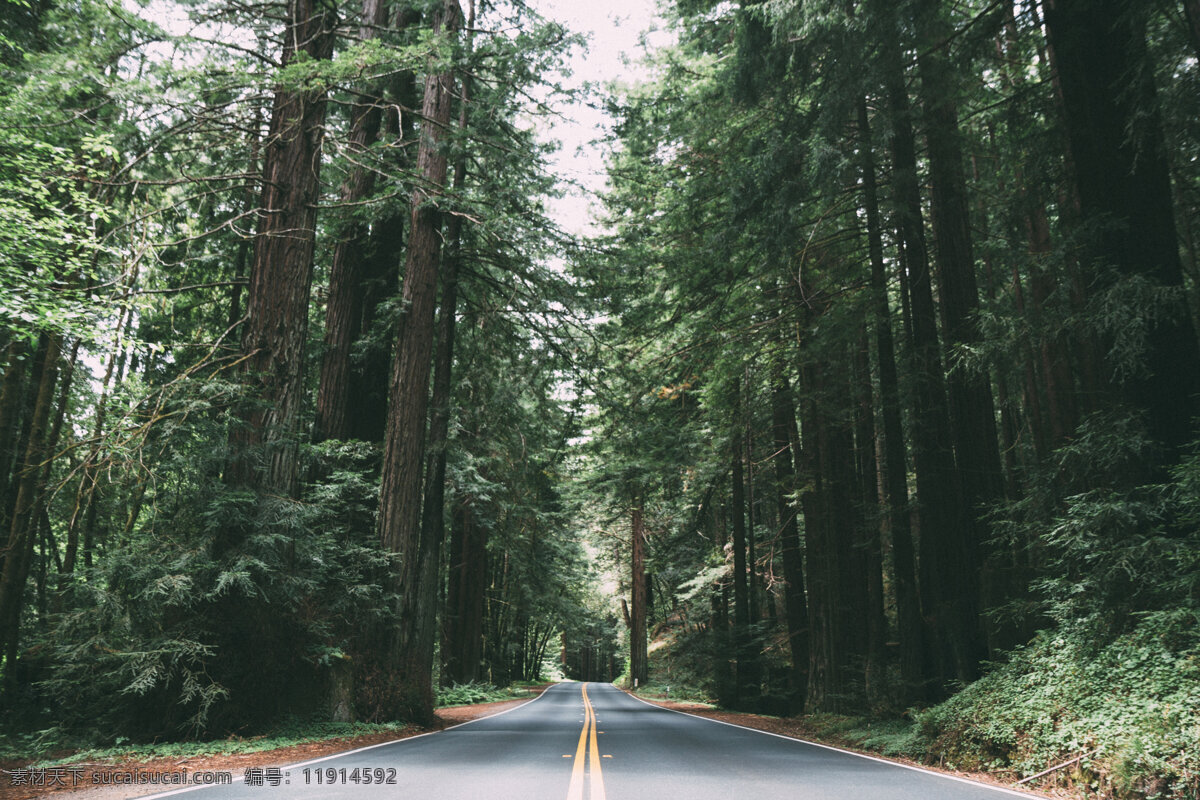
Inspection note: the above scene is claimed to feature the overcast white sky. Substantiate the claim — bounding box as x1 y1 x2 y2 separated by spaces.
525 0 670 236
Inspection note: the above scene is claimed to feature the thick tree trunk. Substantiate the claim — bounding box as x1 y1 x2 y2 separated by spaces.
1044 0 1200 461
313 0 391 444
824 363 868 711
799 361 836 712
226 0 337 497
352 55 422 444
376 0 462 725
2 336 47 585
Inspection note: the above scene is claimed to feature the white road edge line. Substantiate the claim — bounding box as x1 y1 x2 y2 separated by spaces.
136 683 559 800
617 686 1045 799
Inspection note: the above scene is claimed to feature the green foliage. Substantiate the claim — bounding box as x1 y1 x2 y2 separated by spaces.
31 436 392 740
434 682 527 707
909 439 1200 797
911 615 1200 798
1 719 406 765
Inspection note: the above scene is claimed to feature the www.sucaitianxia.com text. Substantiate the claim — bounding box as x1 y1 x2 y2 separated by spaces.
3 767 235 788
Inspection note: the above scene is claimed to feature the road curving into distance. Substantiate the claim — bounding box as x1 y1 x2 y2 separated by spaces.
142 682 1041 800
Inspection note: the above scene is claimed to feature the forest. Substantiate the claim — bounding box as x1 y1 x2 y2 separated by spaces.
0 0 1198 797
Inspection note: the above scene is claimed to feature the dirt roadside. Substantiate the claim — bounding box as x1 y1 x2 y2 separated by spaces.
625 692 1077 800
0 691 545 800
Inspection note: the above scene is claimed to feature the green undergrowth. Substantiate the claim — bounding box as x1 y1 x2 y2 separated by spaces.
797 714 923 758
909 615 1200 800
434 681 533 708
778 616 1200 800
7 718 407 767
630 679 716 705
3 683 542 766
639 606 1198 799
620 626 721 705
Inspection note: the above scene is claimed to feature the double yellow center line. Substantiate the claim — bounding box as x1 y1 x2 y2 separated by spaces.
566 684 606 800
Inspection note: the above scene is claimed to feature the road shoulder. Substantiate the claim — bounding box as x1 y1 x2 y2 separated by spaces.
1 691 546 800
623 692 1075 800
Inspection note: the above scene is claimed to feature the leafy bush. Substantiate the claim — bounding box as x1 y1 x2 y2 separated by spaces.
434 682 525 707
26 437 393 741
909 431 1200 799
16 719 406 766
911 614 1199 798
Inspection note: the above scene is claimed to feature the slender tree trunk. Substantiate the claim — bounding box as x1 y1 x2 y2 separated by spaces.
0 339 30 527
883 25 973 692
730 429 758 707
421 0 472 684
376 0 462 725
743 421 759 624
770 368 808 712
630 499 649 687
0 333 60 685
998 0 1079 451
227 108 261 333
857 97 924 700
442 498 487 684
441 502 467 685
62 303 133 574
854 328 887 706
226 0 337 498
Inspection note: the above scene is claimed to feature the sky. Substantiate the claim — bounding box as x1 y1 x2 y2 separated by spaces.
524 0 671 236
134 0 668 235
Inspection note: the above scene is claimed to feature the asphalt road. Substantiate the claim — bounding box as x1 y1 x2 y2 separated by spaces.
143 682 1037 800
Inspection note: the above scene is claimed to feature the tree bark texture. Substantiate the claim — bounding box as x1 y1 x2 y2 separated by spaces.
376 0 462 725
313 0 392 444
0 338 29 525
227 0 337 497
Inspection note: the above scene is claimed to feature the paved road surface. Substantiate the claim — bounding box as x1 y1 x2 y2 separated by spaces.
144 682 1036 800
